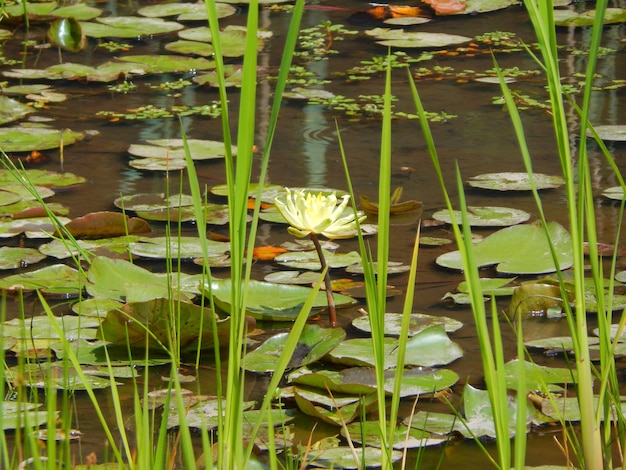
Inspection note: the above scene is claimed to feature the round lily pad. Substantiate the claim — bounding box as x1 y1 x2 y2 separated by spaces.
0 96 35 125
129 236 229 259
0 169 86 188
351 313 463 337
137 2 236 21
128 139 234 160
467 172 565 191
80 17 184 39
553 8 626 27
365 28 471 48
0 127 86 152
432 206 531 227
306 446 402 469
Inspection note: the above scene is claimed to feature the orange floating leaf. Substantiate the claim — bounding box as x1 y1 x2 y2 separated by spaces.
252 245 289 261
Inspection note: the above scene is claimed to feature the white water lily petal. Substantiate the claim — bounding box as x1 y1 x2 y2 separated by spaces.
275 189 365 239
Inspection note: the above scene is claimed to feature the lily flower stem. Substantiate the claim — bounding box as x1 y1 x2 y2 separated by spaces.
310 233 337 327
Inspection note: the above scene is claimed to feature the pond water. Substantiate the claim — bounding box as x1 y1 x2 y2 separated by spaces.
2 0 626 468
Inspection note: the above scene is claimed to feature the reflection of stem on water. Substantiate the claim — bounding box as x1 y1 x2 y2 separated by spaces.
310 233 336 327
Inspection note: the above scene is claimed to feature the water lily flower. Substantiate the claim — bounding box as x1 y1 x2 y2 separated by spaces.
274 188 366 239
274 188 366 328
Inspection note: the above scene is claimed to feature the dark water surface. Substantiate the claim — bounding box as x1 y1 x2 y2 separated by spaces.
2 0 626 468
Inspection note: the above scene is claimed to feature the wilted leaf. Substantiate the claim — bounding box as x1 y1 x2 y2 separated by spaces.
61 211 151 239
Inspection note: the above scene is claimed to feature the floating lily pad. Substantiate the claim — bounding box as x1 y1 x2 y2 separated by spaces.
97 298 245 352
0 127 86 152
0 169 86 188
263 270 323 285
328 325 463 368
72 298 124 317
1 315 100 340
62 211 151 239
290 365 459 397
193 65 244 88
351 312 463 337
436 221 573 274
2 402 52 430
244 324 346 373
504 359 578 390
343 421 445 449
553 8 626 27
129 236 229 259
137 2 236 21
283 87 336 101
207 279 356 321
0 247 46 269
0 216 71 239
306 446 402 468
457 277 517 296
164 40 214 57
128 158 188 171
432 206 531 227
419 236 453 246
39 235 141 259
86 256 198 302
0 264 85 295
294 386 378 427
602 186 625 200
365 28 471 48
7 363 118 390
274 250 361 271
0 96 35 125
345 261 409 275
407 383 530 438
128 139 234 161
177 25 271 57
591 125 626 141
80 17 184 39
467 172 564 191
114 193 194 212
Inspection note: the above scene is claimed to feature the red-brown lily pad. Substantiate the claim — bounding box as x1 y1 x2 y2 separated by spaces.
59 211 152 239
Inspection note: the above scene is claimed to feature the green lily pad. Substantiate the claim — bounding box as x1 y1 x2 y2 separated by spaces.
116 55 215 73
306 446 402 469
351 312 463 337
129 236 229 259
525 336 599 355
432 206 531 227
289 365 459 397
39 235 141 259
72 298 124 317
207 279 356 321
0 96 35 125
365 28 471 48
0 190 21 207
419 236 453 246
263 270 323 285
114 193 194 211
177 25 271 57
7 362 118 390
553 8 626 27
408 384 525 438
244 324 346 373
80 17 184 39
0 264 85 295
1 315 100 340
345 260 409 275
294 386 378 427
507 283 573 318
504 359 578 390
436 221 573 274
591 125 626 141
467 172 565 191
342 421 445 449
128 139 235 160
1 402 53 430
0 127 86 152
193 65 244 88
128 158 188 171
164 40 214 57
457 277 517 296
97 298 244 352
86 256 197 302
0 216 71 239
602 186 626 201
274 250 362 271
137 2 236 21
49 4 102 20
0 169 86 188
0 247 46 269
328 325 463 368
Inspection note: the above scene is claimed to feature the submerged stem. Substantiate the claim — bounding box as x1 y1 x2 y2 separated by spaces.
310 233 337 327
